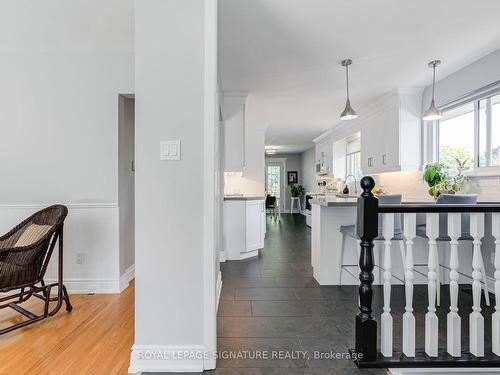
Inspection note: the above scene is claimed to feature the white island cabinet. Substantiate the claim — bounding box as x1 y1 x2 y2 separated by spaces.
223 196 265 260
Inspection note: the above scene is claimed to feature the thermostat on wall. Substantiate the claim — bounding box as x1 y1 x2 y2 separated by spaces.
160 140 181 161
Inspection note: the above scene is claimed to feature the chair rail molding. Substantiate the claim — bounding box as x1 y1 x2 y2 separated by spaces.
0 202 122 294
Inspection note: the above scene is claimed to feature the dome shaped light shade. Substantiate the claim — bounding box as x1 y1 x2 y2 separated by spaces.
341 98 358 120
423 60 443 121
340 59 358 120
422 98 442 121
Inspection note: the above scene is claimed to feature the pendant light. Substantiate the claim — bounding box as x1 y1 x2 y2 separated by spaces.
340 59 358 120
422 60 443 121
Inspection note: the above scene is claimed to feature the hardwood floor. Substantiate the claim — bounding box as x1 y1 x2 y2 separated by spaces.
0 282 134 375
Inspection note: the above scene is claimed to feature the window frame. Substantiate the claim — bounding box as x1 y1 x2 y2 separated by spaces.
429 80 500 177
345 150 362 180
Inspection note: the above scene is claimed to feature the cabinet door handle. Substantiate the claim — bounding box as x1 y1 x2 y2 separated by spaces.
382 154 387 165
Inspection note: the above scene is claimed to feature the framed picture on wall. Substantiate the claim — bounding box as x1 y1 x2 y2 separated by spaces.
287 171 298 185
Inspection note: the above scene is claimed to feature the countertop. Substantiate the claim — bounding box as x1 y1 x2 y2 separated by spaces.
311 197 358 206
224 196 265 201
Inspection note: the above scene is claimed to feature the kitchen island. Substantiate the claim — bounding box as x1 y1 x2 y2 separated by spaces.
311 197 360 285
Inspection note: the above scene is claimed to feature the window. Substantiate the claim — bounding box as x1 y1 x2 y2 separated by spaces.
346 137 362 179
436 87 500 172
438 102 474 170
266 165 281 197
346 151 362 179
478 94 500 167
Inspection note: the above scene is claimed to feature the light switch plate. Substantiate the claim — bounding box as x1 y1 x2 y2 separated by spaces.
160 140 181 161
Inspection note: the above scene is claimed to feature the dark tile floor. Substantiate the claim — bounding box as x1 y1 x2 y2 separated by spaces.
148 213 494 374
216 214 389 375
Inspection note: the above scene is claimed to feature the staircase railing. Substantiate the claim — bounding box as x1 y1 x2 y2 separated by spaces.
354 176 500 368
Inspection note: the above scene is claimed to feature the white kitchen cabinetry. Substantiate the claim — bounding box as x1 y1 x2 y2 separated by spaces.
360 90 422 174
223 92 248 172
223 198 265 260
313 131 333 176
246 200 265 251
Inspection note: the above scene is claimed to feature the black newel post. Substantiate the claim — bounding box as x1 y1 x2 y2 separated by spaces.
355 176 379 363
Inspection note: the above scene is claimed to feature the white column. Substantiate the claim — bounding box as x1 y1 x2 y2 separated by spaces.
447 213 461 357
402 213 416 357
425 213 439 357
492 213 500 355
381 213 394 357
470 213 485 357
131 0 218 372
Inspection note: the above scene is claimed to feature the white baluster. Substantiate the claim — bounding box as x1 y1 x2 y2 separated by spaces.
381 213 394 357
402 213 416 357
425 213 439 357
447 213 461 357
470 213 485 357
492 213 500 355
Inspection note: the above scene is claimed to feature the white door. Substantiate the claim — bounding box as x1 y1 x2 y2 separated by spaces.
265 162 284 212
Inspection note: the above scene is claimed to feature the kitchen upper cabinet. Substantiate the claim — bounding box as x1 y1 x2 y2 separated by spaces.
313 131 334 176
223 92 248 172
360 89 422 174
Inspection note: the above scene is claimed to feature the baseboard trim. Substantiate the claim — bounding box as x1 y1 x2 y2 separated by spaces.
128 345 207 373
216 270 222 312
44 278 122 294
120 264 135 292
219 250 226 263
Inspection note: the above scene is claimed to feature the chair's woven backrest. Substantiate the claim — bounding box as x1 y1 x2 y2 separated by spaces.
0 205 68 291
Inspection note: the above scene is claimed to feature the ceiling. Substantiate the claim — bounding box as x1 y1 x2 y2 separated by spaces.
218 0 500 153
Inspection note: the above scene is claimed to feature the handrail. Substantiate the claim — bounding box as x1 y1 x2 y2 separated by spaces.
378 203 500 213
353 175 500 367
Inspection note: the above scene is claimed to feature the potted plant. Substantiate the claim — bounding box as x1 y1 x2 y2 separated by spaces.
290 183 305 198
423 158 468 198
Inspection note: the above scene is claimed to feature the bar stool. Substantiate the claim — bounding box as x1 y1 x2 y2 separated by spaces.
338 194 406 285
415 194 490 306
266 195 277 221
290 196 302 214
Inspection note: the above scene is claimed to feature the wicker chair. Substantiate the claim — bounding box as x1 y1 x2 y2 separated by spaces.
0 205 72 335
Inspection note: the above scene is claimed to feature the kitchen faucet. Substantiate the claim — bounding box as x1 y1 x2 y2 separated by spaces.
343 174 358 195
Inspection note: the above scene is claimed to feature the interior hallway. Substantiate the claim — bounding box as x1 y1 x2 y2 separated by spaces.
217 214 388 374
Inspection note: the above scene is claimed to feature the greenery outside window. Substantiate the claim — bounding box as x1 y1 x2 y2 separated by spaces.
437 86 500 174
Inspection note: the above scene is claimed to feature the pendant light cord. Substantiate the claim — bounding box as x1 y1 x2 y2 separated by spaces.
431 64 436 101
345 64 350 99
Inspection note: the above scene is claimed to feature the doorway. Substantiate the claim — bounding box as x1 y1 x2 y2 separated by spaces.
265 158 286 213
118 95 135 284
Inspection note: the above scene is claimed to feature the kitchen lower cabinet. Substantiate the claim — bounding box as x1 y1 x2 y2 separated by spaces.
223 198 265 260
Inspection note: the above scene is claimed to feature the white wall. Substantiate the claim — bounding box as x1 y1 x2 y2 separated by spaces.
131 0 217 372
119 96 135 276
0 0 134 293
301 146 317 193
